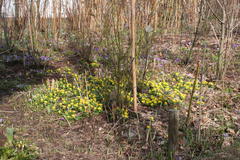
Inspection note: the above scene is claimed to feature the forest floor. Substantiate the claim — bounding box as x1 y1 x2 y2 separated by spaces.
0 35 240 160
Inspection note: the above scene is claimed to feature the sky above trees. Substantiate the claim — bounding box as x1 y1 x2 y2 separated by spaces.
1 0 73 17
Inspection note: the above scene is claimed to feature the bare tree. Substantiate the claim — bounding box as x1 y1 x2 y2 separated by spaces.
207 0 240 79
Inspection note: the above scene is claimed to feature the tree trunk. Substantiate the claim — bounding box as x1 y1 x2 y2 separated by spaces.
131 0 137 112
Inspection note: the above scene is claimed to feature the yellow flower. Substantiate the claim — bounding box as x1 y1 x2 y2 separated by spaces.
122 109 129 118
208 82 214 86
149 116 154 121
202 81 208 85
196 101 204 105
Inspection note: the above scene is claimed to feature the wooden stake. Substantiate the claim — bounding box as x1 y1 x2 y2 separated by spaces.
168 109 179 160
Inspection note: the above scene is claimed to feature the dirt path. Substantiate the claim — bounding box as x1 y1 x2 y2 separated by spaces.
0 95 124 160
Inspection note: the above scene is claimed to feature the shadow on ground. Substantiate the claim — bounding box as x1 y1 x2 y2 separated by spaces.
0 46 59 147
0 47 60 101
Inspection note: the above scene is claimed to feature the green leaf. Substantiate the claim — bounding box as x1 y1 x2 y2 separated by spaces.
46 105 51 113
6 128 14 145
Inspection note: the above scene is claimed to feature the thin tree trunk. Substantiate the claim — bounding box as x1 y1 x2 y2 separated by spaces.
15 0 20 27
28 0 35 52
0 0 3 17
36 0 41 31
217 7 226 80
131 0 137 112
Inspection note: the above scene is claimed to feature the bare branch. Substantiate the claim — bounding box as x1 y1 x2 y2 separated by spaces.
210 22 220 46
206 0 223 23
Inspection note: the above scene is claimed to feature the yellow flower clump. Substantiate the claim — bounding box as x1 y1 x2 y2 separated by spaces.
139 72 214 107
31 76 103 120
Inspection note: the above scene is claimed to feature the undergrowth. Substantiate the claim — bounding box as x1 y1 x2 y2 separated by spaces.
28 67 215 121
0 128 38 160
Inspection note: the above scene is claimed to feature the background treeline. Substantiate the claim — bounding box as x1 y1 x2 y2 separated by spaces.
0 0 239 79
0 0 237 45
